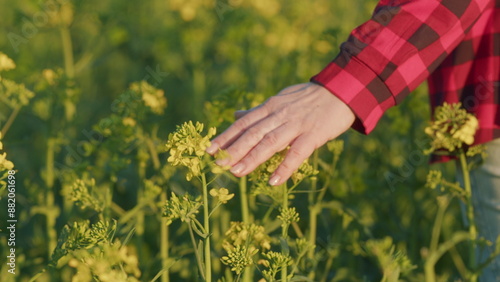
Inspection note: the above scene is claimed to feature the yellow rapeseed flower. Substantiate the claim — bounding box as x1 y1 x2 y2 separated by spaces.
0 53 16 72
424 103 479 154
0 133 14 171
165 121 216 181
209 187 234 204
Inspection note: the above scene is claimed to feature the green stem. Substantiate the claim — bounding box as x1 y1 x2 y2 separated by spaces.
192 69 206 120
459 150 477 277
146 137 161 170
449 245 468 279
424 232 470 282
146 134 170 282
45 138 57 258
282 184 289 237
28 269 46 282
291 222 304 238
281 184 289 282
424 197 449 282
307 150 319 280
59 26 75 79
188 221 206 281
320 254 334 282
110 202 126 215
239 175 253 282
262 205 275 224
202 173 212 282
136 156 146 265
240 176 250 224
430 197 449 254
1 106 20 137
161 192 170 282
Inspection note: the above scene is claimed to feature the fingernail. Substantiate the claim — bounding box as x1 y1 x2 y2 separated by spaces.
230 163 245 175
206 142 218 154
269 175 281 186
216 158 230 166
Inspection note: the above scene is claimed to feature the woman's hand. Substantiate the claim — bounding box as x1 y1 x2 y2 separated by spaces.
206 82 356 186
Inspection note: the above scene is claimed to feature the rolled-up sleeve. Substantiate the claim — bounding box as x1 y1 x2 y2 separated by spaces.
311 0 493 134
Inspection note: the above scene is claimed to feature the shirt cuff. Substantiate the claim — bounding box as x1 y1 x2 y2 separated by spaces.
310 51 396 135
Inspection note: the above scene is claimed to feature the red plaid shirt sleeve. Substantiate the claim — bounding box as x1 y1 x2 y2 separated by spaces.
311 0 499 142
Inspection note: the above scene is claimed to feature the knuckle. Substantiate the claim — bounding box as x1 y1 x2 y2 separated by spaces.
261 132 280 147
279 161 294 172
246 126 264 141
243 150 259 166
288 147 305 159
247 151 259 163
246 126 261 136
233 117 250 132
273 105 290 121
226 145 244 160
263 96 281 110
265 95 278 104
260 102 271 115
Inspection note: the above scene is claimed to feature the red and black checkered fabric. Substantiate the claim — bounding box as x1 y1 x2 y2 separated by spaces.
311 0 500 145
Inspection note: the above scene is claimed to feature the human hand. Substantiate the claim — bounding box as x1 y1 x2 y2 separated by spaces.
206 82 355 186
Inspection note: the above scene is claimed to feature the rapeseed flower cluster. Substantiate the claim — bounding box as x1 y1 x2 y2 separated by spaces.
0 52 16 72
70 178 103 213
50 220 116 266
163 192 202 225
221 245 258 275
221 222 272 276
0 133 14 199
223 222 272 251
0 53 35 108
165 121 216 181
250 148 317 185
260 251 293 281
129 81 167 115
425 170 442 190
278 207 300 228
67 242 141 282
424 103 479 154
0 133 14 171
291 161 318 184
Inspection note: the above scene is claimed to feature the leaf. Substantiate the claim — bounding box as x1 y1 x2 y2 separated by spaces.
197 240 206 274
280 237 290 256
49 224 71 266
122 227 136 246
191 220 208 238
290 275 315 282
150 258 179 282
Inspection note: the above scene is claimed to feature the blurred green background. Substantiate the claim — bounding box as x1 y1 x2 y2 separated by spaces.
0 0 464 281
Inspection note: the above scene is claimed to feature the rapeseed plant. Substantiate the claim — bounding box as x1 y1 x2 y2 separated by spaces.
163 121 221 281
424 102 488 281
424 102 479 154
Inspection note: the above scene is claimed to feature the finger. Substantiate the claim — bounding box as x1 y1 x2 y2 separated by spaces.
268 135 317 186
235 110 250 120
206 105 268 155
218 111 287 167
228 122 299 177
